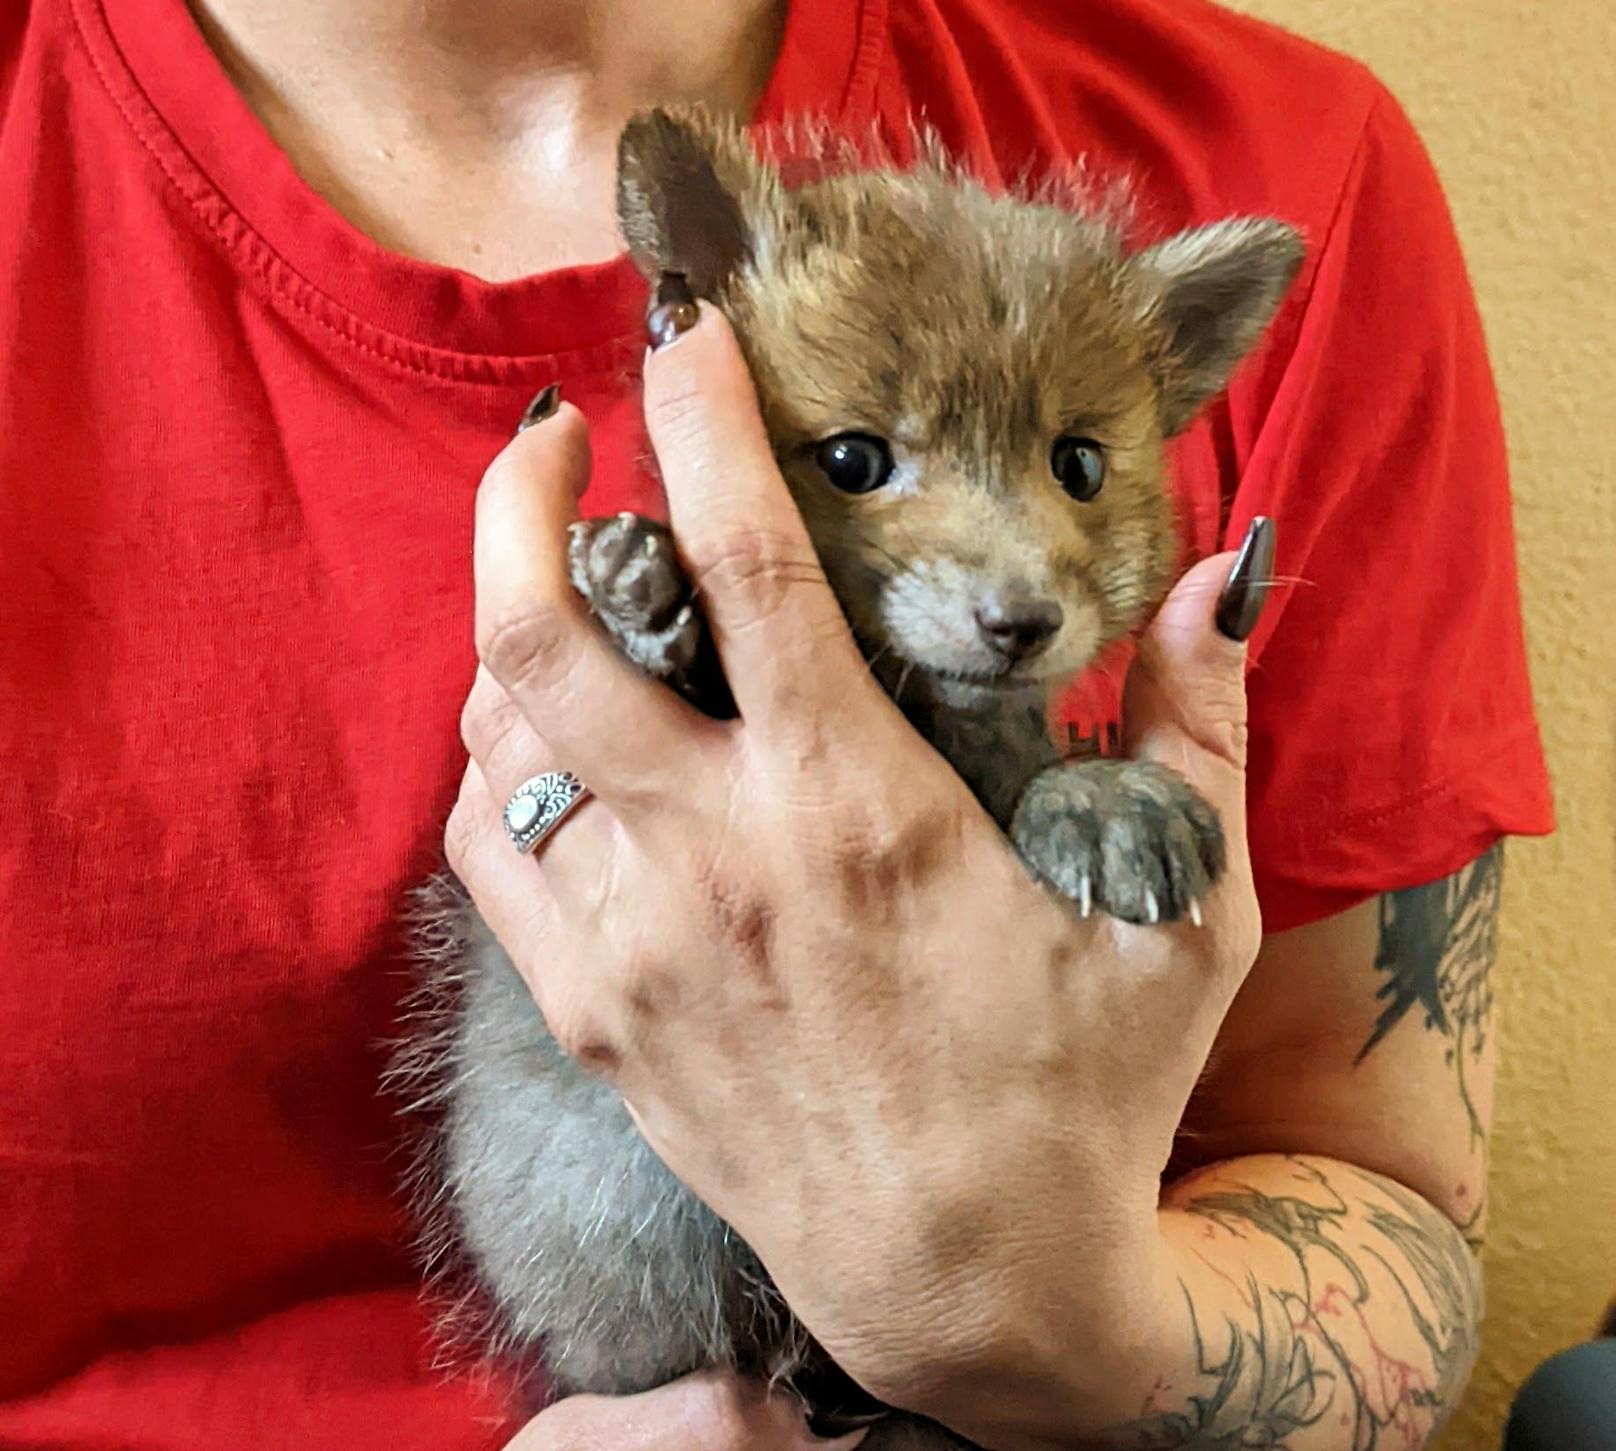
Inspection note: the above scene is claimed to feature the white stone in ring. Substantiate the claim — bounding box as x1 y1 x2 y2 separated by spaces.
503 771 590 854
506 795 542 833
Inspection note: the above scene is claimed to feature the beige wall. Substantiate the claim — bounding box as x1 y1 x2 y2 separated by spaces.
1224 1 1616 1445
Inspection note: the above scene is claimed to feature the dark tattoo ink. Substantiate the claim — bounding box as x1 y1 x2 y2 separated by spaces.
1361 1177 1482 1419
1116 1274 1333 1447
1105 1159 1480 1449
1356 846 1503 1147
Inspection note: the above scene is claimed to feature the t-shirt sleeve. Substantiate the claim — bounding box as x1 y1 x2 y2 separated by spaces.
1229 86 1553 933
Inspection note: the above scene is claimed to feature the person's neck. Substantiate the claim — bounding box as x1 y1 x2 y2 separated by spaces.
189 0 786 279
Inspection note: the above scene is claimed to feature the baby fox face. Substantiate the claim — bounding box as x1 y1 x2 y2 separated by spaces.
750 194 1182 690
618 110 1302 691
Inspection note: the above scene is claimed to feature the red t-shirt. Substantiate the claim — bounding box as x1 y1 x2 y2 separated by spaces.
0 0 1552 1445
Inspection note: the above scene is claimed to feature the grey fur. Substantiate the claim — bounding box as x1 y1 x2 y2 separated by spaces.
395 106 1302 1446
1012 758 1227 925
446 897 781 1391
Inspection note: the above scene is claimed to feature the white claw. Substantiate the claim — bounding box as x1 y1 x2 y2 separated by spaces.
1144 890 1159 924
567 520 589 539
643 534 658 556
1079 876 1092 919
1188 899 1204 929
617 510 635 525
674 603 693 628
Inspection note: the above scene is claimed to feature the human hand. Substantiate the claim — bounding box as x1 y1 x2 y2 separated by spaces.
449 301 1264 1438
502 1371 867 1450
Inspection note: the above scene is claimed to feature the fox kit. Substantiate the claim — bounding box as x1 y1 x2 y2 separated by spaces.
405 108 1302 1448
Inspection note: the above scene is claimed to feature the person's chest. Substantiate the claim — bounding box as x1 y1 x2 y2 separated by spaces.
0 168 665 1378
0 0 1249 1374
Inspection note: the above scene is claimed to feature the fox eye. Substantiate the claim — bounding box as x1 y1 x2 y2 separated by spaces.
815 433 895 494
1051 436 1106 502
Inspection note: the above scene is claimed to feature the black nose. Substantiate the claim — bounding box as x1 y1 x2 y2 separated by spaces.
974 596 1063 662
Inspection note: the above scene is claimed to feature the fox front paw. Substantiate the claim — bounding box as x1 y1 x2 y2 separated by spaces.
1010 759 1226 925
567 513 704 680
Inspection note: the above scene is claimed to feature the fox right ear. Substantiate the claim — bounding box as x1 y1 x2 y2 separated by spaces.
616 107 768 299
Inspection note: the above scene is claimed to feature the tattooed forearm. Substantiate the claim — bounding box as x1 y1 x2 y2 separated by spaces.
1105 1156 1480 1450
1355 846 1503 1148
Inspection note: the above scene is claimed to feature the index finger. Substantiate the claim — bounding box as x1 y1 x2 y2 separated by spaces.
473 403 722 806
642 302 867 724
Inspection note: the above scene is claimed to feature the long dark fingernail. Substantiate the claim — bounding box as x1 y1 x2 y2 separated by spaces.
647 271 700 349
516 382 561 433
1215 515 1276 642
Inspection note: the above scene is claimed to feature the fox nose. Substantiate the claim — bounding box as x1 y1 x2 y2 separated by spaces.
974 595 1063 662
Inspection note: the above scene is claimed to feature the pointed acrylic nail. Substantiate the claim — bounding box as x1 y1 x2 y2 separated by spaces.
516 382 561 433
1215 515 1276 642
647 270 700 349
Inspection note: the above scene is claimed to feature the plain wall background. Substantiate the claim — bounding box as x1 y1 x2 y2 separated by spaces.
1223 2 1616 1446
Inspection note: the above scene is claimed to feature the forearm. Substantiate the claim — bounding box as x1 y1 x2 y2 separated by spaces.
1102 1153 1477 1450
921 1153 1478 1451
1125 1153 1479 1449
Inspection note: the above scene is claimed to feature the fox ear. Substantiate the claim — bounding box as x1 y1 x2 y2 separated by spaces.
1132 218 1305 435
616 106 770 298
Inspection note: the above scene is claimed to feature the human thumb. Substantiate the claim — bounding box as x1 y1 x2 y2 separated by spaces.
503 1369 870 1450
1121 517 1275 839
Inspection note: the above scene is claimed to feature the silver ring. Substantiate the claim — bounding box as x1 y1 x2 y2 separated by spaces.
503 771 591 855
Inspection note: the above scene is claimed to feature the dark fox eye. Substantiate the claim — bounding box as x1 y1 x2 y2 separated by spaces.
815 433 895 494
1051 436 1106 502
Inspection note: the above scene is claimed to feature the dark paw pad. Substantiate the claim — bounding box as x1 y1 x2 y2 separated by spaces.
568 513 702 679
1010 760 1226 926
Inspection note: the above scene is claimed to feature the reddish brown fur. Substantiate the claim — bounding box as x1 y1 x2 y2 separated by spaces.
620 110 1198 683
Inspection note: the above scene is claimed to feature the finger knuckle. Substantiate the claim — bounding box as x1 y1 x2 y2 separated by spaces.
828 798 957 916
619 951 679 1021
477 601 581 697
1132 638 1249 771
692 863 780 992
688 525 810 625
547 1005 621 1077
458 683 512 762
644 362 713 452
1190 685 1248 768
443 800 481 878
460 699 545 812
